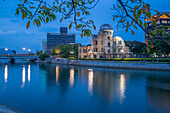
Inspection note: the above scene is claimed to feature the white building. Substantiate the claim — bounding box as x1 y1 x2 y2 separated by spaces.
78 24 132 58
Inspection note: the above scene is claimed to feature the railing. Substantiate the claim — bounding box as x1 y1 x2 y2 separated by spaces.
0 54 38 57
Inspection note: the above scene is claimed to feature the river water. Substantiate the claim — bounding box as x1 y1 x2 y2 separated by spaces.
0 63 170 113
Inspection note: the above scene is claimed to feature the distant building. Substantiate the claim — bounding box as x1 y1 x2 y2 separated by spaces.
42 39 47 53
78 24 132 58
47 27 75 53
60 27 67 34
0 48 15 55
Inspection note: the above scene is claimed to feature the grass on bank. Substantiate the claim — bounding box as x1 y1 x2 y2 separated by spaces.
68 57 170 62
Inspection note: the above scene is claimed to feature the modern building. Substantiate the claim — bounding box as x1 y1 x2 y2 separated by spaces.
60 27 67 34
47 27 75 53
145 11 170 41
0 48 15 55
78 24 132 58
42 39 47 53
145 12 170 55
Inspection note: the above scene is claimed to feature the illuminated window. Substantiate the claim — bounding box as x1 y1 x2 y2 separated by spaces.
162 20 167 24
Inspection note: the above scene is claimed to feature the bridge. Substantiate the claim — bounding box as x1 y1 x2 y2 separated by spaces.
0 54 39 63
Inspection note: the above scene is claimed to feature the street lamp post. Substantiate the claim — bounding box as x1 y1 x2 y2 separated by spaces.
28 49 31 54
5 48 8 55
23 48 26 54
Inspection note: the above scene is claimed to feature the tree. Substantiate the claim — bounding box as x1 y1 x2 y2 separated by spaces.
36 50 43 55
52 44 78 58
39 52 49 61
2 0 167 37
28 52 34 55
125 41 146 53
2 0 170 55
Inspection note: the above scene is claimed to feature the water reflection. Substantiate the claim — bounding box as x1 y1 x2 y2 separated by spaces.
146 73 170 112
28 65 31 82
88 69 94 95
69 68 74 87
21 65 26 88
4 65 8 83
120 74 126 104
0 64 170 113
56 66 59 84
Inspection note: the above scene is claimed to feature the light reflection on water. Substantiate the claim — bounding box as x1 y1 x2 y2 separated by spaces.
88 69 94 95
69 68 74 87
28 65 31 83
4 65 8 83
56 66 59 84
0 64 169 113
120 74 126 104
21 65 26 88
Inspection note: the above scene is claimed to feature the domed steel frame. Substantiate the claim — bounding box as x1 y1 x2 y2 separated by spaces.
100 24 113 30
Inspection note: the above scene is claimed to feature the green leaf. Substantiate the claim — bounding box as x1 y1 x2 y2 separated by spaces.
151 20 155 25
15 10 19 15
162 29 166 35
146 46 150 53
144 22 147 28
147 12 151 18
139 19 143 26
46 17 49 23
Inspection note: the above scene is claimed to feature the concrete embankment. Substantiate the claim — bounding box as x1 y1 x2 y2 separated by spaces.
51 59 170 71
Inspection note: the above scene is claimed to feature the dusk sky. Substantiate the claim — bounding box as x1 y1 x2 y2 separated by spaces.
0 0 170 53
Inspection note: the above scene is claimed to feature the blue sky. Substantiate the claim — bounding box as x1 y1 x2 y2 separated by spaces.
0 0 170 53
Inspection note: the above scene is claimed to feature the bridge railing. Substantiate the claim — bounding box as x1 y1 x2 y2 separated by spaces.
0 54 38 57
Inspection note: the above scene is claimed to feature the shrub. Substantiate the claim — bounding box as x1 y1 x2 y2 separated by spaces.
39 53 49 61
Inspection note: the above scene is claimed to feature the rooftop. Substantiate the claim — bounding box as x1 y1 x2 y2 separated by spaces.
100 24 113 30
145 11 170 21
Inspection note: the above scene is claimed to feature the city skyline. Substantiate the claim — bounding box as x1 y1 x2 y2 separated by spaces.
0 0 170 53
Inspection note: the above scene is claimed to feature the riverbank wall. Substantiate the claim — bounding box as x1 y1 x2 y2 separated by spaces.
50 59 170 71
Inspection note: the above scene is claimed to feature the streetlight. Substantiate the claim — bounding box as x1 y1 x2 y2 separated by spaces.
70 51 74 54
5 48 8 55
28 49 31 54
5 48 8 51
23 48 26 54
70 51 74 57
